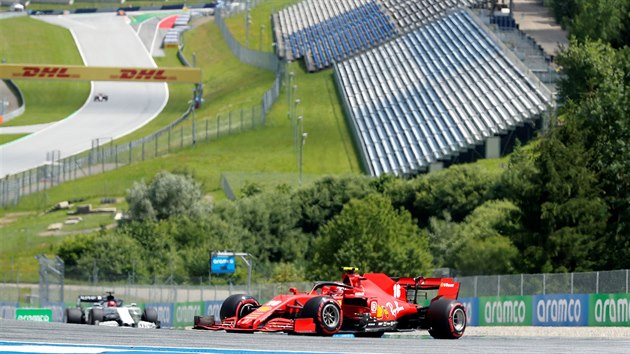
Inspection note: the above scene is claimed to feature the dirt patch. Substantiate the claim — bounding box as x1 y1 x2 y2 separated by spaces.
0 212 34 227
38 223 117 237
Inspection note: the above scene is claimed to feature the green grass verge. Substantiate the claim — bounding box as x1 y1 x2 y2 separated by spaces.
0 17 89 127
0 134 27 144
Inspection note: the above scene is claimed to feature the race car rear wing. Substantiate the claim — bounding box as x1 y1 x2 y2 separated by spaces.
76 295 103 306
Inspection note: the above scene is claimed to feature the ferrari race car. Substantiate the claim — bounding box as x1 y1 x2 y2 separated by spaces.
65 292 160 328
194 267 466 339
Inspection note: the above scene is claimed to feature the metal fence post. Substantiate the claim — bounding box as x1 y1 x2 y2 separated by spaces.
596 272 599 294
543 273 546 295
497 276 500 296
217 115 221 138
571 273 574 294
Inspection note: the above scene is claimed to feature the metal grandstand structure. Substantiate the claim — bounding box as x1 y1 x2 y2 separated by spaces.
270 0 555 176
272 0 483 71
334 9 551 176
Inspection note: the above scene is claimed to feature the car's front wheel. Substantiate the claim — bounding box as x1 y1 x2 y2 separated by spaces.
300 296 343 335
219 294 260 321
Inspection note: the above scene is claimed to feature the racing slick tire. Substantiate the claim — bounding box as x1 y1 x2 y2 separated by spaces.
88 308 104 325
142 308 159 324
65 308 83 324
219 294 260 321
426 298 466 339
300 296 343 336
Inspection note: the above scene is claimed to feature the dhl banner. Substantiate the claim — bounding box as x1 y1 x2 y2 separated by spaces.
0 64 202 83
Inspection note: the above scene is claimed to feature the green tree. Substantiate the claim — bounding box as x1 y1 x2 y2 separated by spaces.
551 0 578 27
309 194 432 280
556 39 621 105
294 175 374 234
501 124 609 272
413 164 500 226
449 200 521 275
72 231 148 281
570 0 629 47
125 170 207 221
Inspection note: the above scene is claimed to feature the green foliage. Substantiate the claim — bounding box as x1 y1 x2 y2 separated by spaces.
125 170 207 221
550 0 578 27
271 262 306 283
449 200 520 275
502 123 609 272
570 0 630 47
556 39 623 105
413 164 500 226
294 175 374 234
309 194 432 280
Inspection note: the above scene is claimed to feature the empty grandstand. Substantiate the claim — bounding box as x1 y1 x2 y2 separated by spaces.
272 0 480 71
334 9 552 176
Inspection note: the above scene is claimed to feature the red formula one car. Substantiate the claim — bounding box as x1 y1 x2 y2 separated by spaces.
194 267 466 339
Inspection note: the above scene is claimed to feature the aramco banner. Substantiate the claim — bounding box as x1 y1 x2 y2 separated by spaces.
0 64 202 83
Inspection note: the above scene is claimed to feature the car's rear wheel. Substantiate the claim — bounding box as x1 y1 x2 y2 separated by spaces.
427 298 466 339
65 308 83 324
219 294 260 321
88 308 104 325
142 308 158 324
300 296 342 335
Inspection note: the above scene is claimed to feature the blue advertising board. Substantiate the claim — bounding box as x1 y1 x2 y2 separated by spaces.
145 303 174 328
532 294 589 326
458 297 479 326
211 255 235 274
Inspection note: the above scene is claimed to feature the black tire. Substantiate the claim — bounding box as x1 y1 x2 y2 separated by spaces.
300 296 342 335
427 298 466 339
65 308 83 324
194 315 215 327
142 308 158 324
219 294 260 321
88 308 104 325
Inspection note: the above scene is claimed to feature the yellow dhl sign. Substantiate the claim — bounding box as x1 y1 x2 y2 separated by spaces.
0 64 202 83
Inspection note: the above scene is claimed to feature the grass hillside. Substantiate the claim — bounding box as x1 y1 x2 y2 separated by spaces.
0 16 89 127
0 1 361 282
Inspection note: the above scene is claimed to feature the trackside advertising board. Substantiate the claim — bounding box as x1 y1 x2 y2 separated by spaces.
478 296 532 326
0 64 202 83
204 301 223 319
15 308 52 322
145 303 174 328
533 294 588 326
173 301 204 328
589 293 630 326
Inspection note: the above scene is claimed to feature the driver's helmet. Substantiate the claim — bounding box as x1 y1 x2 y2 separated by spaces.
328 286 343 296
107 300 117 307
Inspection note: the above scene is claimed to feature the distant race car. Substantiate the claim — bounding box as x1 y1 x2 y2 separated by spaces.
65 292 160 328
194 267 466 339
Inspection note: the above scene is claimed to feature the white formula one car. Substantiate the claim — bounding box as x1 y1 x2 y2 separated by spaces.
65 292 160 328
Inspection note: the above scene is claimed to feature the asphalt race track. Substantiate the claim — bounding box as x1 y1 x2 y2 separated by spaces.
0 13 168 176
1 320 629 353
